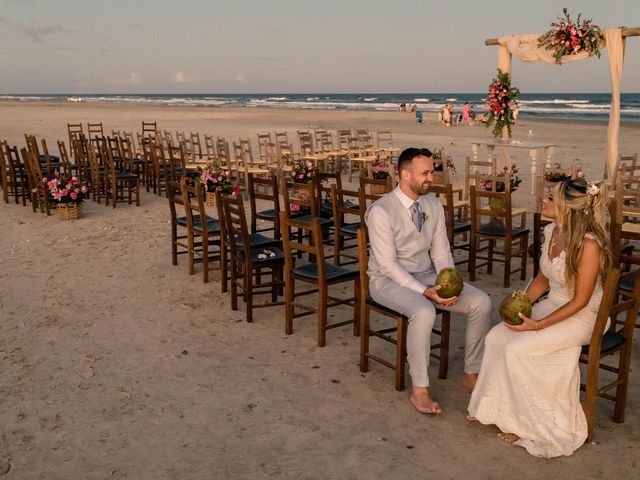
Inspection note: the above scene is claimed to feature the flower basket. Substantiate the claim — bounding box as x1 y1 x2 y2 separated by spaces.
206 191 217 208
57 202 82 221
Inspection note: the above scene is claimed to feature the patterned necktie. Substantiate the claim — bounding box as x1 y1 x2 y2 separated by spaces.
410 201 422 232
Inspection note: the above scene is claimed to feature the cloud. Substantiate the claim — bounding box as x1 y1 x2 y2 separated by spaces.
174 72 193 84
104 72 143 87
236 74 246 83
128 72 142 85
24 20 64 41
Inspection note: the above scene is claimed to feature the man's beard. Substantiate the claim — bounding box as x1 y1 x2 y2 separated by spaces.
413 183 430 195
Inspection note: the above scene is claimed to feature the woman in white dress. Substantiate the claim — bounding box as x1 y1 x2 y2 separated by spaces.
468 178 612 458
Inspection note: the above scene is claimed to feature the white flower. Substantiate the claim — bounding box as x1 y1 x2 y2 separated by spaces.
587 183 599 196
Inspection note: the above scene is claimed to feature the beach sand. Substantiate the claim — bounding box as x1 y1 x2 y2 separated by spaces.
1 102 639 479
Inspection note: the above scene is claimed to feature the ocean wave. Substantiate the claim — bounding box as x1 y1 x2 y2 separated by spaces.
306 96 320 100
363 97 379 102
519 99 590 105
445 97 458 101
265 96 287 100
413 98 430 102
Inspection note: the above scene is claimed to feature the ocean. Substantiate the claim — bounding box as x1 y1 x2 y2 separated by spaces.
1 93 639 122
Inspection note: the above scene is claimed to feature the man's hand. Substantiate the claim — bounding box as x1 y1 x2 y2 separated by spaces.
423 285 458 307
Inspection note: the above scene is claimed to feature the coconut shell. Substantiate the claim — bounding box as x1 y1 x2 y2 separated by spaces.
435 268 464 298
499 291 532 325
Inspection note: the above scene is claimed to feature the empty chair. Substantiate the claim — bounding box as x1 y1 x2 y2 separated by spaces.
87 122 104 140
279 212 361 347
221 195 285 322
247 173 280 240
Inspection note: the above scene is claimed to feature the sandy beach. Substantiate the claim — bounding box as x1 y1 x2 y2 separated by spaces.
1 102 639 479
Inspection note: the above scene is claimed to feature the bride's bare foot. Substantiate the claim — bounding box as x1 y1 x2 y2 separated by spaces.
497 432 520 443
466 416 478 422
462 372 478 391
410 387 442 415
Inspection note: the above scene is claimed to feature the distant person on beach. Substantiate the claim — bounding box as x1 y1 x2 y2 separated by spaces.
366 148 491 414
468 179 610 458
400 102 407 113
410 103 417 112
462 102 471 126
513 102 520 126
441 105 451 126
448 103 454 125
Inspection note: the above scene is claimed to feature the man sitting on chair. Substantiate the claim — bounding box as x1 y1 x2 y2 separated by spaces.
365 147 491 414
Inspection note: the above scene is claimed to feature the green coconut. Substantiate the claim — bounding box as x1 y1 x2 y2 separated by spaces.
499 291 532 325
435 268 464 298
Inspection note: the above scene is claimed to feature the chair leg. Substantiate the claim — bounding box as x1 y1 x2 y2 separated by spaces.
221 239 228 293
469 234 477 281
352 278 361 337
245 266 253 323
285 277 294 335
171 225 178 266
438 312 450 380
613 344 632 423
360 306 370 373
503 239 512 288
202 236 209 283
396 316 407 391
318 282 328 347
230 260 238 312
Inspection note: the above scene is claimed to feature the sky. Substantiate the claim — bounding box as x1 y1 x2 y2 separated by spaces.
0 0 638 94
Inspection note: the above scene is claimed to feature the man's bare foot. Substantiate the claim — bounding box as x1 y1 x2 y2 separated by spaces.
497 432 520 443
410 387 442 414
462 372 478 391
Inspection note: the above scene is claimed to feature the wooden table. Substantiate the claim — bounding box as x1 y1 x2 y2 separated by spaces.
470 139 556 194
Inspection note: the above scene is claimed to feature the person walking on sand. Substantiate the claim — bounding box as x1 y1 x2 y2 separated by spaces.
468 179 611 457
462 102 471 126
366 148 492 415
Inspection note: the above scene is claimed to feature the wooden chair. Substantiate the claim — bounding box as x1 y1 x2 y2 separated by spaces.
580 268 640 442
67 123 84 149
142 121 157 138
532 165 577 275
87 122 104 140
469 182 529 288
179 178 224 283
56 140 77 177
429 182 471 266
20 147 49 214
215 137 231 168
221 195 285 322
1 142 28 206
279 212 360 347
330 184 361 265
100 145 140 208
357 228 451 391
247 173 280 240
204 134 216 161
190 132 203 161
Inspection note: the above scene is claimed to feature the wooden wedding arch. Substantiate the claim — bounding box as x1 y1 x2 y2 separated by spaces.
485 26 640 184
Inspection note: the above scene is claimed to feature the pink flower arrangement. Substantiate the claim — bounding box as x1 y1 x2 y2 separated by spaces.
200 164 235 194
370 159 390 180
537 8 604 64
43 175 88 204
486 69 520 138
290 160 317 184
479 164 522 192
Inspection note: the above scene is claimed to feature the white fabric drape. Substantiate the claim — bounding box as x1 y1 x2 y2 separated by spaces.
496 28 625 182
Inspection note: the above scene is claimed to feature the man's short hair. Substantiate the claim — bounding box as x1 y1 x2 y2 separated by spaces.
398 147 432 175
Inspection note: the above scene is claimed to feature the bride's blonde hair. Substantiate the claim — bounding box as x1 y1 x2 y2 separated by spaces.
553 178 612 288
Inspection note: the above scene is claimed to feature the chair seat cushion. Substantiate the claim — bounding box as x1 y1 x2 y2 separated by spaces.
294 262 358 281
115 172 138 180
237 246 285 264
581 331 626 354
293 215 332 226
478 224 529 237
453 221 471 232
339 222 360 235
256 209 277 220
237 233 281 249
177 215 220 233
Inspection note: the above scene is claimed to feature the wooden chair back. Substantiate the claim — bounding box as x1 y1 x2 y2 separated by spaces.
580 268 640 441
190 132 202 160
215 137 231 167
376 130 393 148
279 176 319 218
204 134 216 160
247 173 280 239
464 156 496 200
87 122 104 140
142 121 157 138
67 123 84 148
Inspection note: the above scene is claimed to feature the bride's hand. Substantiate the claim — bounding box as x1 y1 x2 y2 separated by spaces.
504 313 538 332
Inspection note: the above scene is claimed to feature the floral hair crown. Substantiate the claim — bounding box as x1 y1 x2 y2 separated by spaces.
584 181 600 213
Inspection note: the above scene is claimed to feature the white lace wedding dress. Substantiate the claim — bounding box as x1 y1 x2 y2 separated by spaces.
468 222 603 458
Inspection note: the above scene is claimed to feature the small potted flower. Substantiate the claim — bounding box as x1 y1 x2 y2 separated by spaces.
369 159 391 194
43 175 89 221
200 164 237 207
480 164 522 223
290 159 317 202
432 148 457 175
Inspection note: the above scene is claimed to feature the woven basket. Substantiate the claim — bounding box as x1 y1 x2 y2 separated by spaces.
370 183 387 195
206 191 217 208
57 202 82 221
